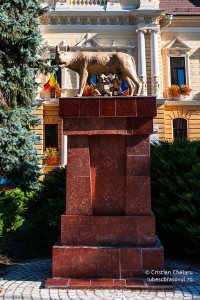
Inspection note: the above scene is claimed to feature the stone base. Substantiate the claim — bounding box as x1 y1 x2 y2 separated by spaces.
45 96 171 290
60 215 156 246
45 237 173 290
50 237 164 280
45 278 173 290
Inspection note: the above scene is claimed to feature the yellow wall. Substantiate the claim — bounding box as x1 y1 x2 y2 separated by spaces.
154 102 165 141
35 13 200 169
164 103 200 141
33 101 62 172
31 104 44 156
161 29 200 99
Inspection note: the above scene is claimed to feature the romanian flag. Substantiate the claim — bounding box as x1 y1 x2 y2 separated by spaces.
44 71 58 90
44 80 50 90
121 80 129 96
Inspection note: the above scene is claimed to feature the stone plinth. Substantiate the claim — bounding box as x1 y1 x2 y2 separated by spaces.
45 97 172 290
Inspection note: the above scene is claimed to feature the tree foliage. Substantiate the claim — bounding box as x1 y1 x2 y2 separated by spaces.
151 139 200 255
0 0 53 190
0 0 51 108
0 109 43 190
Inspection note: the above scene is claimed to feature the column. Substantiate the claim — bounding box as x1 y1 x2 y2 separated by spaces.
76 50 80 93
44 48 51 99
61 120 67 167
136 29 147 96
61 67 66 90
185 52 190 87
150 29 160 96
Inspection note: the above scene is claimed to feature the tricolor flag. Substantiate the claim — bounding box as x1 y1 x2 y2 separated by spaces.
44 71 58 90
44 80 50 91
121 80 129 96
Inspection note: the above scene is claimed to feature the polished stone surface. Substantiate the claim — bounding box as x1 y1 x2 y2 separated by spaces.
66 134 152 216
63 117 154 135
59 96 157 118
47 96 165 288
61 216 156 246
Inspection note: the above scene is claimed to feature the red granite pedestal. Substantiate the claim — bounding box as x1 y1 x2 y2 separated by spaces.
45 96 172 290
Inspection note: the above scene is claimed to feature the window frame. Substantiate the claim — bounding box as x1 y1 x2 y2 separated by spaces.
167 53 190 88
172 118 188 141
44 124 58 150
170 57 186 86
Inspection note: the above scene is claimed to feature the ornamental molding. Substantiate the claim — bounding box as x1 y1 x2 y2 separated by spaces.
136 23 159 32
160 15 200 28
151 75 160 96
40 12 163 26
41 14 138 25
163 37 191 54
47 34 135 53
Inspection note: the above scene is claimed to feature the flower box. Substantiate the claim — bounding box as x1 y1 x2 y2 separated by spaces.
167 84 192 100
45 147 59 165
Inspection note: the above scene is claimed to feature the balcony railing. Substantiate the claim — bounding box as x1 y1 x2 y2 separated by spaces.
70 0 107 5
49 0 120 7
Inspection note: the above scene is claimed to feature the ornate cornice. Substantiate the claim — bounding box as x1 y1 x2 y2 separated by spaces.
160 15 200 27
40 11 166 26
40 14 138 25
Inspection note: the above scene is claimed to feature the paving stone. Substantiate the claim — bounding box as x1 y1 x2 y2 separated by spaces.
0 258 199 299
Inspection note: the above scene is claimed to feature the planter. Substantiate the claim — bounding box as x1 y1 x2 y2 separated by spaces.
168 85 192 101
50 88 56 98
50 88 61 98
179 94 193 101
43 158 59 165
44 147 59 165
168 97 180 101
169 94 193 101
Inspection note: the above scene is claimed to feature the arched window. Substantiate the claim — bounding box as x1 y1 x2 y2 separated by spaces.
173 118 187 140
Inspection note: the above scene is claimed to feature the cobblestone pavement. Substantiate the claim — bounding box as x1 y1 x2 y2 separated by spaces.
0 257 200 300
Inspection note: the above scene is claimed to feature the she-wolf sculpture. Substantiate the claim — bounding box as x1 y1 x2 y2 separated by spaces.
55 46 142 97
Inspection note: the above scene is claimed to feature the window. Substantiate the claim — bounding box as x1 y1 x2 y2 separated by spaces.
45 124 58 148
164 37 191 92
173 118 187 140
170 57 185 86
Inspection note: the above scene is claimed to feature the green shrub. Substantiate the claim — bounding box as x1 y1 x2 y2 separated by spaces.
14 167 66 258
28 166 66 232
151 139 200 255
0 189 33 236
0 167 66 259
0 188 33 254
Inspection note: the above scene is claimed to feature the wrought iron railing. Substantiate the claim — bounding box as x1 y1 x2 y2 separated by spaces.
50 0 108 5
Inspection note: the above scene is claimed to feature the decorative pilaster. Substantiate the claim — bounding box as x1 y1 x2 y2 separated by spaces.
136 29 147 96
61 120 67 167
44 48 51 98
76 50 80 91
61 68 66 90
150 29 160 96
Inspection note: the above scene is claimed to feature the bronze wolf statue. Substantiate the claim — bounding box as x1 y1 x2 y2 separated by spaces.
56 46 142 97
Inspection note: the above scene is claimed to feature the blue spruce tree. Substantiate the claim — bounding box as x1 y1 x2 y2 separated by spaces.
0 0 53 190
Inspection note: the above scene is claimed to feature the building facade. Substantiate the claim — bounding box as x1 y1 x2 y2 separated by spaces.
34 0 200 171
